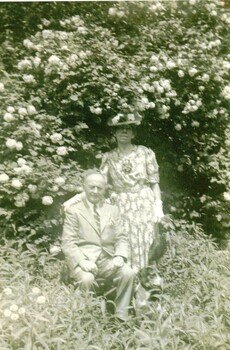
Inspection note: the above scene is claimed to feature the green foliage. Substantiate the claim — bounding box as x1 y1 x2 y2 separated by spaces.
0 0 230 243
0 221 229 349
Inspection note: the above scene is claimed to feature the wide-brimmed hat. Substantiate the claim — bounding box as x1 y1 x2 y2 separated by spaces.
107 112 142 127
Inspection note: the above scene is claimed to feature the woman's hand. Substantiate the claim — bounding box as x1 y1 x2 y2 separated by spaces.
154 199 164 223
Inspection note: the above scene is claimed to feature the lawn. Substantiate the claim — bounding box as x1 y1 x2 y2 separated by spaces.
1 222 230 350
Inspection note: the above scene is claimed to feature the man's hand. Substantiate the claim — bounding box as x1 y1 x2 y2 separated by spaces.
112 256 124 269
79 260 98 274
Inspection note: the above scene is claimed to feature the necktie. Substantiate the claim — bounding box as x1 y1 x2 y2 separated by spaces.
93 205 101 232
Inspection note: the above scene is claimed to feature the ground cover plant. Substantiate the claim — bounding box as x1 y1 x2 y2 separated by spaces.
0 219 230 349
0 1 230 348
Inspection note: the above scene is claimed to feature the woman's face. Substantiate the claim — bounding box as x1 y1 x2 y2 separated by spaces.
114 126 135 144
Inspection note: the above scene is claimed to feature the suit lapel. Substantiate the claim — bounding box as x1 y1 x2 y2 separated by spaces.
78 199 101 237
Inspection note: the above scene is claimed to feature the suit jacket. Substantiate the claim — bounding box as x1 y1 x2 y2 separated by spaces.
62 198 129 271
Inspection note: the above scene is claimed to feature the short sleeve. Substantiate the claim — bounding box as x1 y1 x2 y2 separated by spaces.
145 148 159 184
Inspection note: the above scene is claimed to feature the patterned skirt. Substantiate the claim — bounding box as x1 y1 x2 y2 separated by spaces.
115 186 156 272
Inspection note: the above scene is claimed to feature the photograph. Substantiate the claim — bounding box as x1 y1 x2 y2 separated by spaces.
0 0 230 349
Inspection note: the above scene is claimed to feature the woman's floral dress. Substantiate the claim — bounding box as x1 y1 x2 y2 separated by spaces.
100 145 160 272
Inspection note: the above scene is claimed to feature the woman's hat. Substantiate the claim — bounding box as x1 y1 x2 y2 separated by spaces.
107 112 142 126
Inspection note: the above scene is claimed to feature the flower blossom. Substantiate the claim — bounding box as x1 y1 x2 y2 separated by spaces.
36 295 46 304
56 146 68 156
4 112 15 122
48 55 61 66
18 107 28 116
23 39 34 49
4 309 11 317
11 179 23 189
33 57 41 67
17 59 32 70
90 106 102 115
27 105 37 115
10 304 18 312
221 85 230 100
50 245 62 255
18 307 26 315
188 68 198 77
42 196 53 205
15 142 23 151
28 184 37 193
50 133 63 143
3 287 13 295
175 124 182 131
6 138 17 149
0 173 9 183
32 287 41 295
108 7 117 16
7 106 15 113
223 192 230 201
23 74 36 84
11 313 19 321
17 158 27 166
54 176 65 186
0 82 5 91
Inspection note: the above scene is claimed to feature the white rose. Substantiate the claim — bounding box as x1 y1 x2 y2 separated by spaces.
18 307 26 315
15 142 23 151
201 74 210 82
57 146 68 156
77 26 87 34
10 304 18 312
150 66 158 72
94 107 102 115
11 179 23 189
6 138 17 149
15 200 26 207
23 39 34 49
18 107 28 116
23 75 36 84
28 184 37 193
11 313 19 321
54 177 65 186
223 192 230 201
17 59 32 70
4 112 15 122
32 287 40 295
42 196 53 205
175 124 182 131
0 82 5 91
17 158 27 166
0 173 9 183
50 133 63 143
33 57 41 67
108 7 117 16
191 121 200 127
222 85 230 100
48 55 61 65
50 245 61 255
188 68 198 77
27 105 37 115
36 295 46 304
3 287 13 295
116 11 125 18
166 61 176 69
178 70 185 78
7 106 15 113
4 309 11 317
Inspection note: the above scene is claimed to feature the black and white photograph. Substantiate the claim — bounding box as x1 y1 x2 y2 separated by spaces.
0 0 230 349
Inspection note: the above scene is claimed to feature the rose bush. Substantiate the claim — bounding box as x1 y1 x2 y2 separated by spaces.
0 0 229 245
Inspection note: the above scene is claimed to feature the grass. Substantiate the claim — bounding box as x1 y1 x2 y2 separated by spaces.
0 221 230 350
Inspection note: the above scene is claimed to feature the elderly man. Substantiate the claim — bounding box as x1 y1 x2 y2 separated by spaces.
62 169 135 321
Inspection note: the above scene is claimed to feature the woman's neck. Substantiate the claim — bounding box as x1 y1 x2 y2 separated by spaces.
117 143 134 155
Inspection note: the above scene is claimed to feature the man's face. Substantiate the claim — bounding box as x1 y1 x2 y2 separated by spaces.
83 174 106 205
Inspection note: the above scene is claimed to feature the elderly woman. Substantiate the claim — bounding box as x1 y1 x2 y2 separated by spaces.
100 113 164 272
